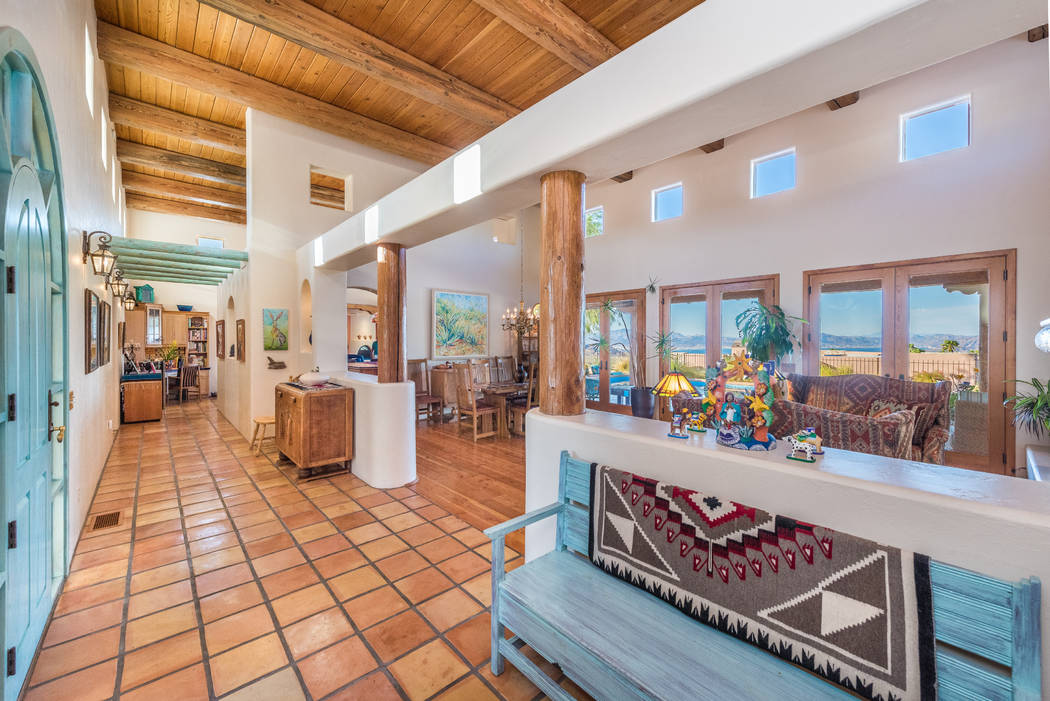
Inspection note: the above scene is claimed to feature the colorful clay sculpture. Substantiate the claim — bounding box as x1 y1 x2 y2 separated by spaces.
703 348 778 452
786 428 824 462
668 410 690 439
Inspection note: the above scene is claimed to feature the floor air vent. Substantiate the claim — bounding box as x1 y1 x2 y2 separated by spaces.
91 512 121 531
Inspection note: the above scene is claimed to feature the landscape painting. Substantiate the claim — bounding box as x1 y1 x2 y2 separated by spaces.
263 308 289 351
432 289 488 358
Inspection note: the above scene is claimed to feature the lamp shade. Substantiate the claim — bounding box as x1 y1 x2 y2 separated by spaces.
1036 318 1050 353
90 244 116 276
652 371 698 398
122 294 136 311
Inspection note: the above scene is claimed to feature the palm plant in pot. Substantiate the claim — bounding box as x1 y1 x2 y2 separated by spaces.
585 298 669 418
734 302 806 369
1004 378 1050 439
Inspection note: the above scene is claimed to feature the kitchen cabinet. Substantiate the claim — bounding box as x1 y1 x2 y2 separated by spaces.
145 304 162 346
121 377 163 423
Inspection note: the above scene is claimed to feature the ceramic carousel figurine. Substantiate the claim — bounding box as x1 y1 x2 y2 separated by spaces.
668 409 691 439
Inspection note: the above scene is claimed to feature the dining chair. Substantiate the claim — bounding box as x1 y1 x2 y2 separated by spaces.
455 364 500 442
179 364 201 403
408 358 443 422
471 358 492 385
509 360 538 435
496 355 515 383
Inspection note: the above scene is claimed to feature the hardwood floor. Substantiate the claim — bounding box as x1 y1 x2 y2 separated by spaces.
413 421 526 555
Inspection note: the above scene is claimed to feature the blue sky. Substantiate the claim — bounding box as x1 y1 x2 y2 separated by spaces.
820 286 981 339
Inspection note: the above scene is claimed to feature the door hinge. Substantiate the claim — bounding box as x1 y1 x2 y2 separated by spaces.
5 647 13 677
1003 269 1008 281
6 394 14 422
4 266 13 294
1002 452 1008 465
807 285 812 295
1003 391 1008 402
7 521 15 549
1003 330 1008 342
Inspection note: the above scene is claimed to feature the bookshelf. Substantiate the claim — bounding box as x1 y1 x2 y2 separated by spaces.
187 315 208 365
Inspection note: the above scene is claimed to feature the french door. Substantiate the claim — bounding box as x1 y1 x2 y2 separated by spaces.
585 289 646 414
659 275 779 379
804 251 1015 473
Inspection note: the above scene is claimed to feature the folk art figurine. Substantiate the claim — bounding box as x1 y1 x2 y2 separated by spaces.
786 427 824 462
668 409 691 439
691 349 778 451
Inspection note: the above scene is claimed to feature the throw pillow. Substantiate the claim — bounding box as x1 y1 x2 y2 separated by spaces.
867 397 909 419
910 401 940 443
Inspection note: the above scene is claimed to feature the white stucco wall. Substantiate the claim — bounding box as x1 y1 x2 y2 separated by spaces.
0 1 126 562
581 35 1050 463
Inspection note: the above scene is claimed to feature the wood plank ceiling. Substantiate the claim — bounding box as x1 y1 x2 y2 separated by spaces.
96 0 703 225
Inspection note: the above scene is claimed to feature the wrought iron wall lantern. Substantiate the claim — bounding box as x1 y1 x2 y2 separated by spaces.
82 230 116 276
122 289 136 311
107 269 129 298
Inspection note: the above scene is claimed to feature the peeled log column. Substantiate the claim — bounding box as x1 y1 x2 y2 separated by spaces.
539 170 586 415
377 242 407 383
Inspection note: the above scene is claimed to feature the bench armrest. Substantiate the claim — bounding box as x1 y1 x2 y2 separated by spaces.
484 502 564 541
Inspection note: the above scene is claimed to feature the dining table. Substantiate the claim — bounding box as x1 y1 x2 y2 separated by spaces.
475 381 529 438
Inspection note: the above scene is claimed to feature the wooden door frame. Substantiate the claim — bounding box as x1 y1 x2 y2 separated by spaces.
802 249 1017 473
585 288 646 415
658 274 779 378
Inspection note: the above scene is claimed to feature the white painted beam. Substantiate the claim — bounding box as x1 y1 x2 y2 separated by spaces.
309 0 1047 270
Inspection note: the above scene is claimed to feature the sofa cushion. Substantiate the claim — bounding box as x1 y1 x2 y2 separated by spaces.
867 397 909 419
772 400 916 460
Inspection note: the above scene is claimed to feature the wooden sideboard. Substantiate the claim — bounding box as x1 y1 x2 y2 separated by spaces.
275 383 354 479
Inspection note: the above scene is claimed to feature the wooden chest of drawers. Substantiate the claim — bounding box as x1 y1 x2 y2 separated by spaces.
275 383 354 478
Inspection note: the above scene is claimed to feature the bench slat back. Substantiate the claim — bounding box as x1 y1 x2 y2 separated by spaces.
556 451 1041 699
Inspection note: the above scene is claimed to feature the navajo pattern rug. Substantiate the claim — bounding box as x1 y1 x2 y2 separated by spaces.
588 464 936 700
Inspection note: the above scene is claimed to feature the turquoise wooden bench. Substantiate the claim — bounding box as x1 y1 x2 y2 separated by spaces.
485 451 1042 700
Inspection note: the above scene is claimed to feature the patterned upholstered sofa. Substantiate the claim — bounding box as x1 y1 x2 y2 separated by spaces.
770 373 951 464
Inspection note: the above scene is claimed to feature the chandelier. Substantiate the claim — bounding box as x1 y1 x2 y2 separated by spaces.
500 213 537 338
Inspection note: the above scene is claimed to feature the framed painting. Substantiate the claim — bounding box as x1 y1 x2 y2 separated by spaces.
262 308 289 351
99 301 111 366
236 319 245 362
216 320 226 359
85 289 99 374
431 289 489 359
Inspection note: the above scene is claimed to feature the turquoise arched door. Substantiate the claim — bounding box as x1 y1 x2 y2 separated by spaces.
0 29 68 700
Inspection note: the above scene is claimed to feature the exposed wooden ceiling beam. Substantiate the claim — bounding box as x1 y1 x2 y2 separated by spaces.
114 250 243 269
610 171 633 183
122 170 245 209
699 139 725 153
199 0 518 129
110 94 246 155
116 140 246 187
109 235 249 261
119 265 228 281
115 256 237 275
472 0 619 73
97 21 454 165
124 193 247 224
826 91 860 110
310 184 345 209
1029 24 1048 41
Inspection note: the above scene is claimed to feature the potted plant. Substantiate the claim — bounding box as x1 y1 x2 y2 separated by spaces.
1005 378 1050 439
585 299 665 418
161 341 180 369
734 302 806 368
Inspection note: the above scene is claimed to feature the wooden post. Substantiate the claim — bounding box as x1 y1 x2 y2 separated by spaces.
539 170 586 415
377 242 406 383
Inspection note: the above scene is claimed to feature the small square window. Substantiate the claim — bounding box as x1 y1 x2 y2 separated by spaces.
198 236 224 249
901 97 970 161
651 183 682 222
751 148 796 198
309 166 352 211
585 206 604 237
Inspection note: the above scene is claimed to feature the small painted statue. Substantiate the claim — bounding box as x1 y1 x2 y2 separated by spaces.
668 410 690 439
786 428 824 462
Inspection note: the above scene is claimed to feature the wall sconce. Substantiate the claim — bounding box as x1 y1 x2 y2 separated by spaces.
122 289 136 311
108 269 129 298
82 230 116 276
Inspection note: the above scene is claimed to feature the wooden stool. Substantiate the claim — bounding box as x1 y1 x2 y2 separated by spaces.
251 416 275 455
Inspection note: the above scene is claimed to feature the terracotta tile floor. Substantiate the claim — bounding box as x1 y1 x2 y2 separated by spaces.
24 400 590 700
